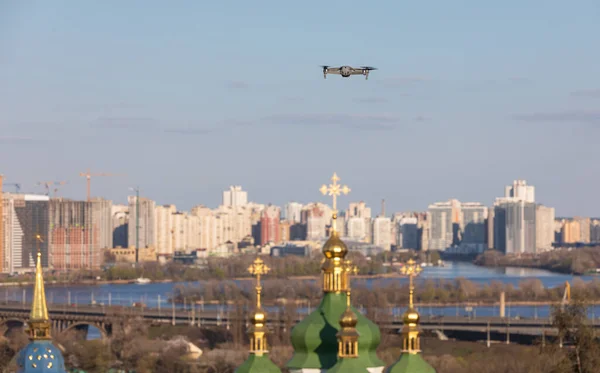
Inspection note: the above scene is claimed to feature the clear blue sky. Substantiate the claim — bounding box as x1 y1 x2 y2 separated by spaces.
1 1 599 216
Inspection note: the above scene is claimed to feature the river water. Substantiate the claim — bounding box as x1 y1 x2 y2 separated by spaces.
2 262 597 339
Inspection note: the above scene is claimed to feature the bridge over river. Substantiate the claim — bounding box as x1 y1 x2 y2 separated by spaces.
0 302 592 345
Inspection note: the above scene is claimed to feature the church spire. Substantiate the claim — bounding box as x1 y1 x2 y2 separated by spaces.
337 289 359 358
384 259 436 373
319 172 352 293
247 257 270 356
28 234 51 340
400 259 423 354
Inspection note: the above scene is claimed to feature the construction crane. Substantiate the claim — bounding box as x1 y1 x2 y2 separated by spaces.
79 169 124 201
37 181 68 197
2 182 21 193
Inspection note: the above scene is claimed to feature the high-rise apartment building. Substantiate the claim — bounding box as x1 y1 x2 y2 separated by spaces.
591 219 600 243
372 216 392 251
504 180 535 203
459 203 488 252
214 205 252 245
1 194 50 273
260 205 281 245
347 216 367 241
535 205 555 252
494 199 536 254
304 203 328 240
347 201 372 219
398 217 418 249
559 217 591 244
279 220 291 243
155 204 176 255
48 199 106 270
90 198 113 250
427 199 461 251
111 204 128 248
285 202 303 223
487 207 495 250
191 205 218 250
127 195 156 249
222 186 248 207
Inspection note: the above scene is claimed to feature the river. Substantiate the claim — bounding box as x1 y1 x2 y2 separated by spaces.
2 262 597 339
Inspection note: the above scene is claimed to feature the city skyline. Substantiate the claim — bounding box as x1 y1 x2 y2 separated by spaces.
0 173 595 218
1 2 600 216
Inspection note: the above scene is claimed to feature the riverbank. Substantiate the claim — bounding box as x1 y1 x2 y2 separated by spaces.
473 248 600 275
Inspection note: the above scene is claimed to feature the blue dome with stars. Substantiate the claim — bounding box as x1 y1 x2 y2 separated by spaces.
16 340 66 373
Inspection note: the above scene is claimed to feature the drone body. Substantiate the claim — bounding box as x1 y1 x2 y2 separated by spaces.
321 65 377 80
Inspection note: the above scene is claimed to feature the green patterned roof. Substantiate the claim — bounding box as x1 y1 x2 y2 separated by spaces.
235 354 282 373
328 357 370 373
385 353 436 373
286 292 384 370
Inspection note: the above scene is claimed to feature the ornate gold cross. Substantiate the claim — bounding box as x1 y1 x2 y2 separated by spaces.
400 259 422 308
320 172 350 232
248 257 270 308
345 261 359 276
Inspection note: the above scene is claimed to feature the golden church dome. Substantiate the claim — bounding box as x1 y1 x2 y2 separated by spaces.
251 308 267 326
322 231 348 259
339 307 358 329
402 307 420 325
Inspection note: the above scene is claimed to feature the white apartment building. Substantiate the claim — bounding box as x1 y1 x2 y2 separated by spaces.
285 202 303 223
372 216 392 251
505 180 535 203
222 186 248 207
535 205 555 252
155 204 176 255
428 199 461 251
191 205 218 251
347 201 372 219
347 216 367 241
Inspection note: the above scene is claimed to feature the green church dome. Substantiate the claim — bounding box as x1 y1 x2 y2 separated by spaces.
286 292 384 371
235 354 282 373
385 354 436 373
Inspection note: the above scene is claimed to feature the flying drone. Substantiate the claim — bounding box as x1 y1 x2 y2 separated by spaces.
321 65 377 80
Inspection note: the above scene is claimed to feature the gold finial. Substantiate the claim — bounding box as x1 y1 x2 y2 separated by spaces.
400 258 423 354
247 257 270 356
320 172 351 233
400 258 422 308
29 234 51 340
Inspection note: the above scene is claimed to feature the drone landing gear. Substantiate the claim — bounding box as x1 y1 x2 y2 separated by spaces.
323 73 327 79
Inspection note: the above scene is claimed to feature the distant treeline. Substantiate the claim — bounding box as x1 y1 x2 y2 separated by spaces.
170 275 600 306
475 247 600 275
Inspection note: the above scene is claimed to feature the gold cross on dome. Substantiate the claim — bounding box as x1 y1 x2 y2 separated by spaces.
248 257 270 308
248 257 270 283
400 259 422 308
345 261 359 276
320 172 351 214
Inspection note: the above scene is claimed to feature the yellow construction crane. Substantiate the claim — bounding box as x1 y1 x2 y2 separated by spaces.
79 170 124 201
36 181 67 197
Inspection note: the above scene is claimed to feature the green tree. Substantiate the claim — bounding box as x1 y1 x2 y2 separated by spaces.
552 298 600 373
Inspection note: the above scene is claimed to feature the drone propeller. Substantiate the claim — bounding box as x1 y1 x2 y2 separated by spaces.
361 66 377 71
